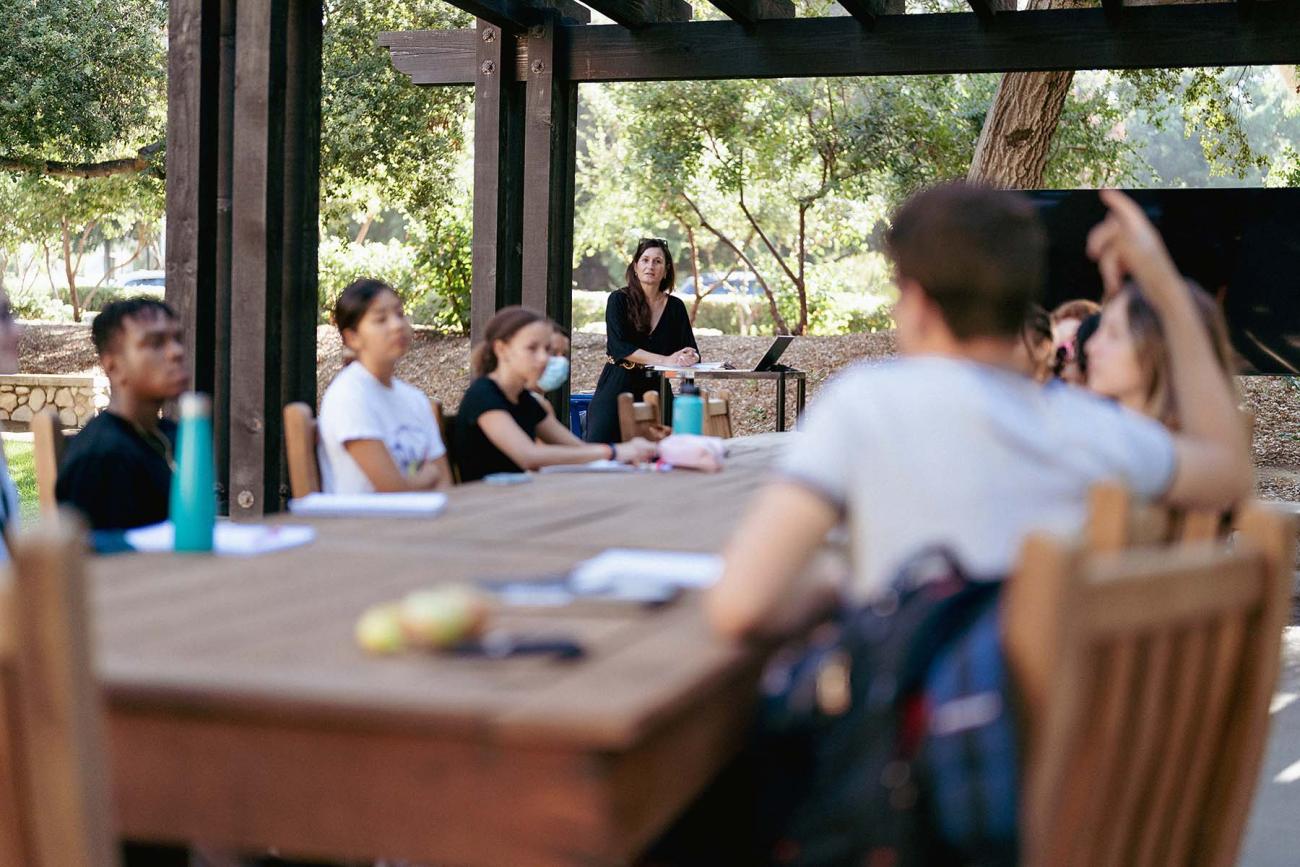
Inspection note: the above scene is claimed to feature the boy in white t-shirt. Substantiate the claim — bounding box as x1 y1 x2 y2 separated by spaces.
707 186 1252 640
317 279 450 494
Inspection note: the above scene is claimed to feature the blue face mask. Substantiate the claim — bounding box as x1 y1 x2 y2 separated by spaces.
537 355 570 392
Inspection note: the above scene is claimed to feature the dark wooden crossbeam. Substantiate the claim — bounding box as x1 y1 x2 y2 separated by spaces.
384 2 1300 86
1102 0 1123 25
836 0 887 28
965 0 1013 23
707 0 796 25
582 0 692 28
441 0 543 29
1237 0 1255 20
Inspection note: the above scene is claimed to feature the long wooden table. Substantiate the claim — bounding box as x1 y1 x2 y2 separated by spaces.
93 433 792 866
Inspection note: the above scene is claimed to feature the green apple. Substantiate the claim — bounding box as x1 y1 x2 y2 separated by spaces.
398 585 490 649
354 603 406 654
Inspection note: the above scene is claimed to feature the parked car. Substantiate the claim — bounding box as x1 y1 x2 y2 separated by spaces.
678 271 763 297
121 270 166 292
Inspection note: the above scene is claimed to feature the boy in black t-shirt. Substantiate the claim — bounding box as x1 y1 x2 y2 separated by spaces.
56 298 189 530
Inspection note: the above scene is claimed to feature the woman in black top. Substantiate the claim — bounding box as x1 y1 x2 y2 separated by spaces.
585 239 700 444
455 307 657 482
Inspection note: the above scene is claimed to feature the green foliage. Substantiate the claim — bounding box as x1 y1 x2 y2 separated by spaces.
320 0 472 224
0 0 166 162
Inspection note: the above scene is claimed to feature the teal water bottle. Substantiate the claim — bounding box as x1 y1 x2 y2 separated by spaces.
170 392 216 552
672 376 704 435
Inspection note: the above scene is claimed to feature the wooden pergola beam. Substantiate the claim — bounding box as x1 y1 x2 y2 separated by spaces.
439 0 543 30
581 0 692 28
836 0 888 29
383 2 1300 86
966 0 1014 23
707 0 796 25
1102 0 1123 25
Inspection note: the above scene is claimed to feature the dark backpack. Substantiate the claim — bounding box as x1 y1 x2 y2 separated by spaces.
754 548 1018 867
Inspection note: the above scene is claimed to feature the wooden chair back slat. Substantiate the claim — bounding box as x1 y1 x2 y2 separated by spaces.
699 388 734 439
1086 479 1228 551
31 408 67 515
431 397 460 485
283 402 322 498
1010 500 1293 867
1100 631 1174 867
1197 504 1295 865
0 515 119 867
617 391 665 442
1133 626 1209 866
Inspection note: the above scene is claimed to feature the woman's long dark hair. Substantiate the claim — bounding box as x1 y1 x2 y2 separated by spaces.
619 239 676 338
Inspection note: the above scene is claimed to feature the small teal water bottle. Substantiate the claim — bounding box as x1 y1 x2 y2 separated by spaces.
672 376 704 435
170 392 216 552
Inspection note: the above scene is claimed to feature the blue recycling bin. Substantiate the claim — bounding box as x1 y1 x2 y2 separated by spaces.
569 392 594 439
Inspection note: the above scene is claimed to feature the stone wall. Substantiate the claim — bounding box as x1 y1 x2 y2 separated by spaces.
0 374 108 430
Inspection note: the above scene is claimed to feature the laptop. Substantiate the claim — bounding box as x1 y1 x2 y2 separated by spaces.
753 336 794 371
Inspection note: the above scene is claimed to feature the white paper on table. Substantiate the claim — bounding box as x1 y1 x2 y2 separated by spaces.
287 491 448 517
538 460 636 474
569 548 723 595
124 521 317 556
649 361 729 372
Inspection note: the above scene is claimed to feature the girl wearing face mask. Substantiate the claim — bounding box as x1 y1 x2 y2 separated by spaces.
455 307 657 483
317 278 452 494
584 239 700 444
1085 281 1236 430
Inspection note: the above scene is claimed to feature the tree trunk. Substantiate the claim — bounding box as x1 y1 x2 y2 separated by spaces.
969 0 1216 189
61 217 83 322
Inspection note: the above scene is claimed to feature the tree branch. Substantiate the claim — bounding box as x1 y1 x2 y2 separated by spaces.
681 192 790 334
0 142 165 180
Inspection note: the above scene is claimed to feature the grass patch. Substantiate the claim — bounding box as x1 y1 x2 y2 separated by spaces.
3 438 42 527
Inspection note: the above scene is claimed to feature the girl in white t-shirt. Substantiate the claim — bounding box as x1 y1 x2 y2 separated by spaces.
317 278 451 494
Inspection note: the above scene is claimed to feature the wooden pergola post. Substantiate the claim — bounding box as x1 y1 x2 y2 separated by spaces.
519 13 577 411
166 0 321 520
470 20 525 344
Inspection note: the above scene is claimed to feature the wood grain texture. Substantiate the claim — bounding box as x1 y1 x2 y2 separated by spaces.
9 517 119 867
705 0 795 25
31 409 67 515
582 0 692 28
383 5 1300 86
95 435 790 863
282 402 321 498
1008 503 1293 867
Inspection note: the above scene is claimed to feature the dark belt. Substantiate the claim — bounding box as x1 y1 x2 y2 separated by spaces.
606 356 646 371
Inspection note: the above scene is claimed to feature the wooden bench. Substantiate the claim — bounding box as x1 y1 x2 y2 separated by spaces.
0 514 119 866
1006 501 1294 867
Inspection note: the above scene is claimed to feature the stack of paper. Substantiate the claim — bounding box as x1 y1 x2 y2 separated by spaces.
287 492 448 517
569 548 723 595
124 522 317 556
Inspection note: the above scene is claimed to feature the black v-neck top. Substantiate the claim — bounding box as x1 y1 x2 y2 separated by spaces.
605 291 698 363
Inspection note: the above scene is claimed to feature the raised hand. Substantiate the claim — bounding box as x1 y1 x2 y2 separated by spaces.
1085 189 1184 307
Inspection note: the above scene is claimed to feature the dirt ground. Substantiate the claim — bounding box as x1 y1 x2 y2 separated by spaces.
25 322 1300 500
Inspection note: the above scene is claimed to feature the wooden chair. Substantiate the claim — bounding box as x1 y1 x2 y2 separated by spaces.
617 391 668 442
32 408 68 515
0 514 119 867
282 402 321 498
1005 502 1294 867
699 388 734 439
430 397 460 485
1084 479 1229 553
